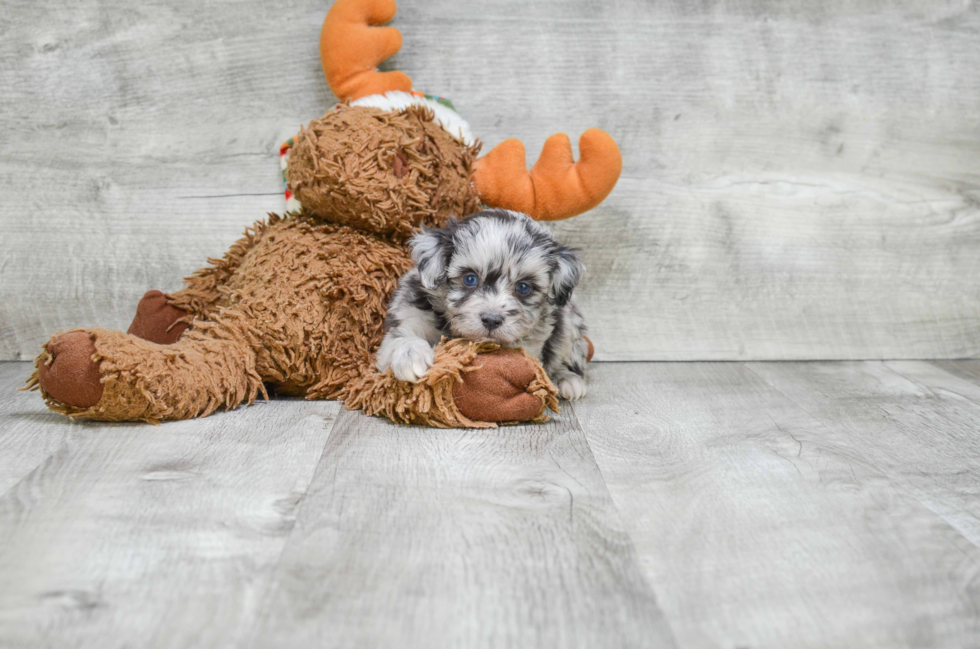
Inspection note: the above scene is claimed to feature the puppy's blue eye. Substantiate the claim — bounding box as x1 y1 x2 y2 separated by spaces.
463 274 478 287
516 281 531 295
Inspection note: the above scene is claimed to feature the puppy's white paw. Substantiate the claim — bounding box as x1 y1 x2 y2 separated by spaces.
386 337 435 383
558 375 587 400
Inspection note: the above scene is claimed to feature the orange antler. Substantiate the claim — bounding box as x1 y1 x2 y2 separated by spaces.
320 0 413 102
472 129 623 221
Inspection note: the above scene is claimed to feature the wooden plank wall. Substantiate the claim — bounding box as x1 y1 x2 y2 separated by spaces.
2 0 978 361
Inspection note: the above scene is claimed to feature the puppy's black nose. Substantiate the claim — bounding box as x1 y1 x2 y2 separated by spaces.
481 313 504 331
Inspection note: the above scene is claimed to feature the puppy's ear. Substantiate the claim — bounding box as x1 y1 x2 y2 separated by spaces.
550 245 584 307
411 220 456 289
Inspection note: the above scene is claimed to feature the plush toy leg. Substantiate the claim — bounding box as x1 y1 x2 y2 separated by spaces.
28 319 264 423
344 340 559 428
127 290 191 344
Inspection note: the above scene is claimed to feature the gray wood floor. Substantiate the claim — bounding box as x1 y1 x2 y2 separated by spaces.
2 360 980 648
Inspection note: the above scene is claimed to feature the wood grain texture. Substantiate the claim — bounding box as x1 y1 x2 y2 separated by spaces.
573 362 980 648
5 360 980 646
0 363 74 494
0 384 341 649
2 0 980 360
251 407 675 649
933 359 980 384
749 360 980 546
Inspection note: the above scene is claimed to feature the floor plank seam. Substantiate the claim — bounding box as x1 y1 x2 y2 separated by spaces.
564 400 682 649
236 404 346 648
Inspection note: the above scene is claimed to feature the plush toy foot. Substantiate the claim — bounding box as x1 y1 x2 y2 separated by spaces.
452 348 554 423
35 331 103 408
127 290 189 344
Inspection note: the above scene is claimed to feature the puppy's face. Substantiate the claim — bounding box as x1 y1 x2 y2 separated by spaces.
411 209 584 345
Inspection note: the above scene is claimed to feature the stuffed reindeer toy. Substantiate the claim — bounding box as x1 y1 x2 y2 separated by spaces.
29 0 622 427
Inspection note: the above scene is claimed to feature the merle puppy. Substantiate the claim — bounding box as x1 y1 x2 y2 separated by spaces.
377 209 590 399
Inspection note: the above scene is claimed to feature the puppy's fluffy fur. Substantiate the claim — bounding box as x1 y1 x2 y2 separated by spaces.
377 209 589 400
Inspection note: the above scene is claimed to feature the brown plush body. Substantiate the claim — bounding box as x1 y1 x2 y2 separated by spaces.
29 0 616 426
30 108 558 425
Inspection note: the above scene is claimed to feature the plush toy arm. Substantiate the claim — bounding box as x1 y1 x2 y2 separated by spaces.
167 215 280 319
472 129 622 221
344 339 558 428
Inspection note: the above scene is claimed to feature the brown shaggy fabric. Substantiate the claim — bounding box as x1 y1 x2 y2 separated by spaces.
29 106 560 427
349 340 558 428
29 322 264 424
29 213 557 426
287 105 482 240
179 213 414 398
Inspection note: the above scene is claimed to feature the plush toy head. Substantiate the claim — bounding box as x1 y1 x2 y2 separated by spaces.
284 0 623 238
287 105 482 239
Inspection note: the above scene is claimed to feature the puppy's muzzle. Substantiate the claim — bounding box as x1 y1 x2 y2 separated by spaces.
480 312 504 331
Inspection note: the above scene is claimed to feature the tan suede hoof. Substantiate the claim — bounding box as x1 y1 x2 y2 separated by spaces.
452 349 546 423
127 290 189 345
37 332 103 408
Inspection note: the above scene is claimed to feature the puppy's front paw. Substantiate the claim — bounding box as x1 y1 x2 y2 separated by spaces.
558 375 587 400
387 338 435 383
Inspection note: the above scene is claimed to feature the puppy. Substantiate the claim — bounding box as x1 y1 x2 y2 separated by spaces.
377 208 589 400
